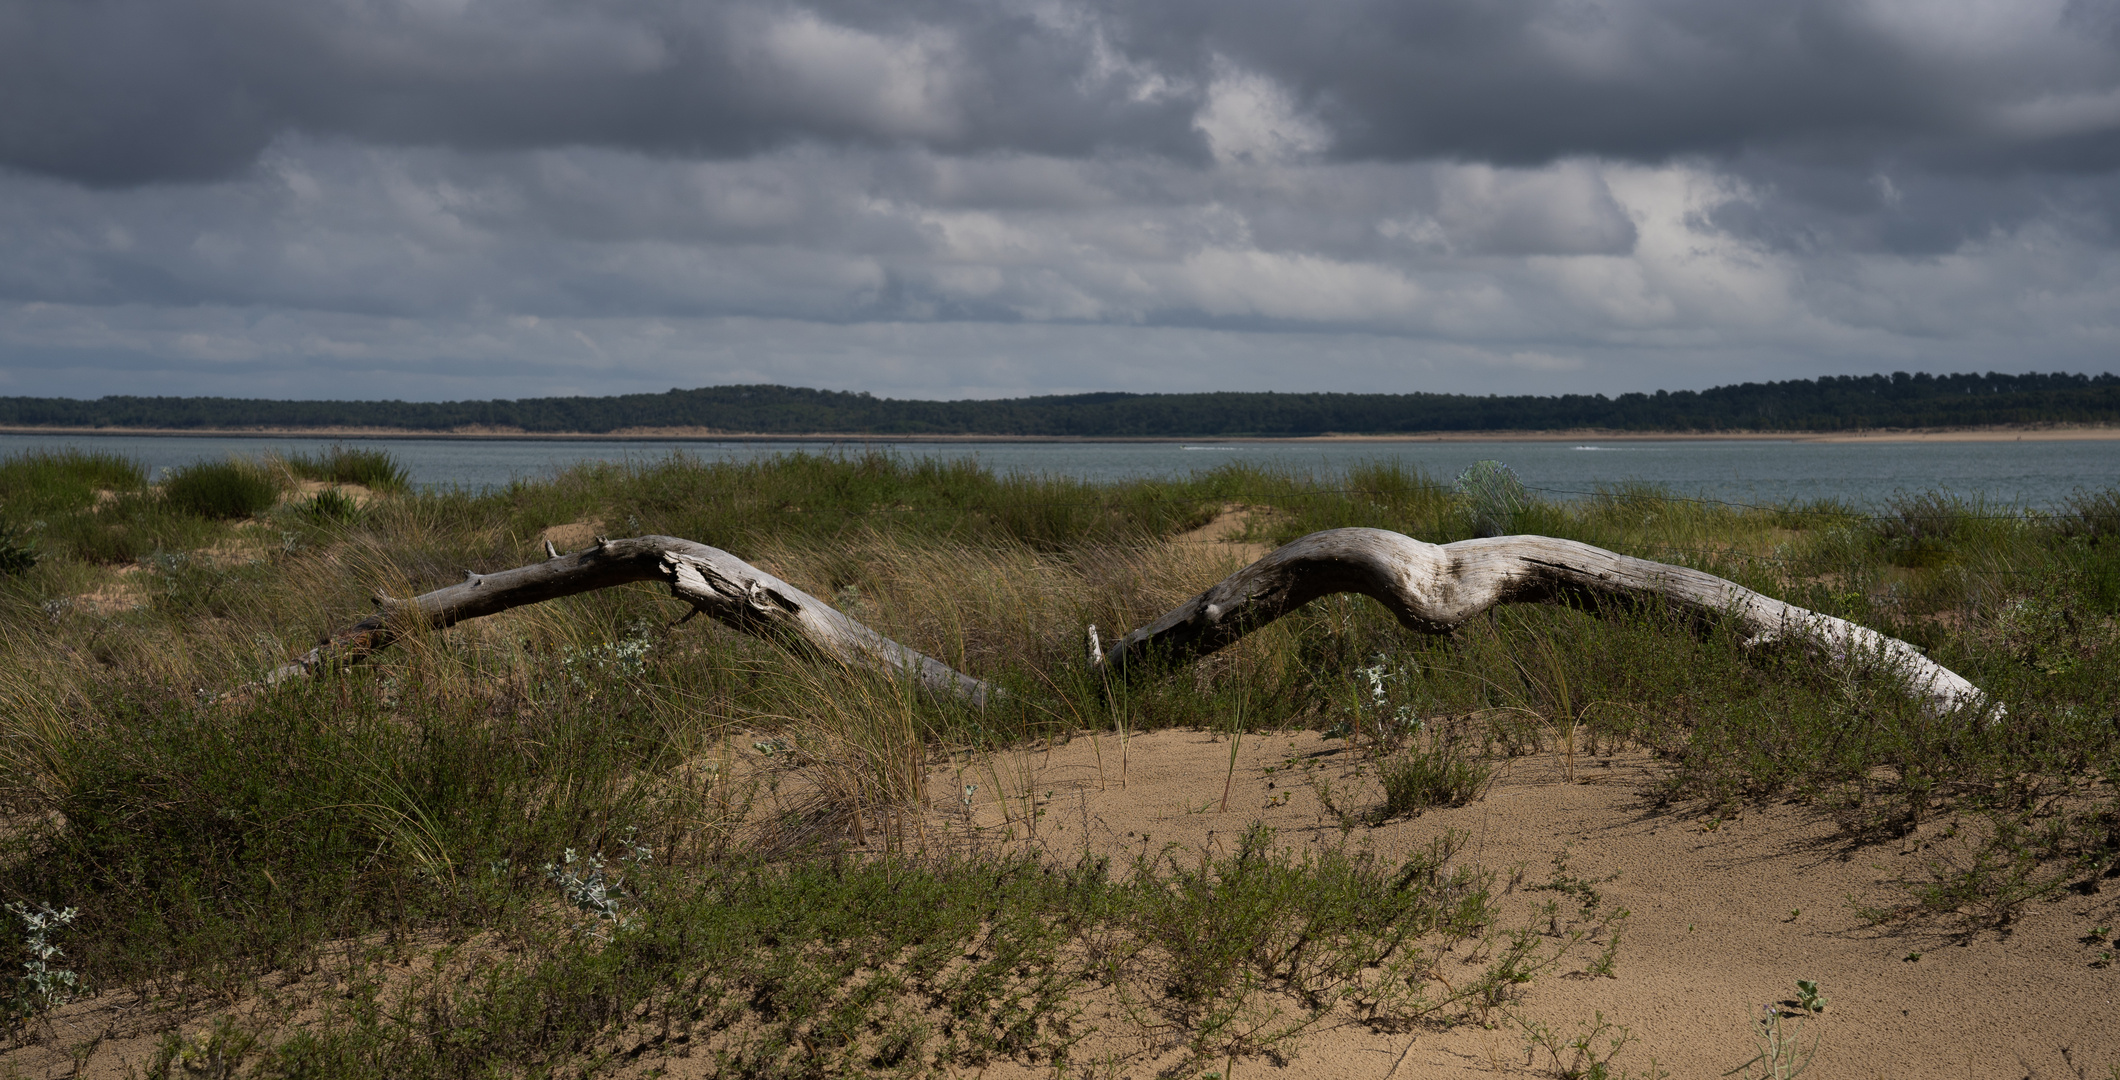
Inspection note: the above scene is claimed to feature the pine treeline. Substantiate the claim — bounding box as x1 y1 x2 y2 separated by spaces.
3 371 2117 436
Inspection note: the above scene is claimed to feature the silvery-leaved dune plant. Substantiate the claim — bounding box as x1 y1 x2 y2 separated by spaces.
6 900 81 1020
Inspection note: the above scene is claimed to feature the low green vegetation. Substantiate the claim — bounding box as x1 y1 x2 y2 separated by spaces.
152 832 1510 1079
0 448 145 515
160 458 283 520
0 447 400 567
293 487 362 524
284 444 410 491
1 446 2117 1076
1377 729 1494 819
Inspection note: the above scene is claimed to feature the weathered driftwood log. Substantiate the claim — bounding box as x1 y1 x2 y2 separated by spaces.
266 535 997 706
1098 528 1991 718
273 529 1988 719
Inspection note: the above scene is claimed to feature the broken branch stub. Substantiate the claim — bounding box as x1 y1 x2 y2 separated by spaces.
1097 528 1991 718
267 535 996 706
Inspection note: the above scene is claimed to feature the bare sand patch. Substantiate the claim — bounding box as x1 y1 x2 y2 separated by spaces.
286 479 377 507
1173 503 1282 563
65 563 147 616
538 519 606 553
9 731 2114 1079
194 524 278 567
911 731 2118 1079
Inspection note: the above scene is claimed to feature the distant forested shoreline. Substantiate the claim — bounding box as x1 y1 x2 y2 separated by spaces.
4 371 2118 437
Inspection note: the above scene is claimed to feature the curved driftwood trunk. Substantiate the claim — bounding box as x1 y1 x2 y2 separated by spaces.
270 529 1988 719
1098 528 1990 718
266 535 996 706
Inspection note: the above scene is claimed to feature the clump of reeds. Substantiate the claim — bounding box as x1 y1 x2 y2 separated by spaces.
282 444 411 492
0 448 145 515
160 459 282 520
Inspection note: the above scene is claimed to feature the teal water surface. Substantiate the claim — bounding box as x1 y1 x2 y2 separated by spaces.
2 433 2115 510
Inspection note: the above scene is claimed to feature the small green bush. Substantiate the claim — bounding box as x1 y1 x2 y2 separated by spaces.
35 492 214 564
39 516 146 565
1378 734 1493 818
2057 487 2120 545
1453 460 1531 538
295 488 361 524
284 445 409 492
0 518 35 575
1876 492 1971 568
0 448 146 515
162 460 281 520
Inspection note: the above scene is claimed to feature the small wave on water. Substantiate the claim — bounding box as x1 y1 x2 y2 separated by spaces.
1181 445 1241 451
1571 445 1665 451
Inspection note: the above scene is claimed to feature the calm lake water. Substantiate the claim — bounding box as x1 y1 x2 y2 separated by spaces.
4 432 2118 510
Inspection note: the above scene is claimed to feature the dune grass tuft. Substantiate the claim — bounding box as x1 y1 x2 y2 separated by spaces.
283 444 411 491
161 458 282 520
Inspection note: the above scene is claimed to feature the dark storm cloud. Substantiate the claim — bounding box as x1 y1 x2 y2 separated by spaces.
0 142 1643 329
0 0 1204 186
7 0 2120 187
1145 0 2120 167
1697 159 2120 257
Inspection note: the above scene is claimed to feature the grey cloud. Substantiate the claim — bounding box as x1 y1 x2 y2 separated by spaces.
6 130 2108 357
1151 0 2120 169
1696 157 2120 256
4 0 2120 402
0 142 1652 325
2 299 2101 403
0 0 1205 187
9 0 2120 188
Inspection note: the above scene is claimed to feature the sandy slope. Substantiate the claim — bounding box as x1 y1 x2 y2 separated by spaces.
925 730 2118 1080
6 730 2115 1079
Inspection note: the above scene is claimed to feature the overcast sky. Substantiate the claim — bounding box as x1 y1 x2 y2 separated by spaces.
5 0 2120 401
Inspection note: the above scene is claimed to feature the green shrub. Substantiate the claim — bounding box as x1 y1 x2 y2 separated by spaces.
284 445 409 492
1453 460 1531 538
295 488 361 524
2057 487 2120 545
0 448 146 516
162 460 281 520
34 492 215 564
1378 733 1493 818
0 518 35 575
38 516 145 565
1875 492 1972 568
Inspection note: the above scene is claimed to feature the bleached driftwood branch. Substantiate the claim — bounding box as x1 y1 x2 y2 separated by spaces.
270 528 1989 720
1097 528 1991 718
266 535 997 706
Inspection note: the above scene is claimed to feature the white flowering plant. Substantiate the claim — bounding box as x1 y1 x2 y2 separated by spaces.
1328 654 1425 748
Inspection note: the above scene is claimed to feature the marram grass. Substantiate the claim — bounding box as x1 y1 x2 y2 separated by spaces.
0 445 2115 1076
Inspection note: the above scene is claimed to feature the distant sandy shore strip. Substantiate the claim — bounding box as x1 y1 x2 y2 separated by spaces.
3 423 2118 443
